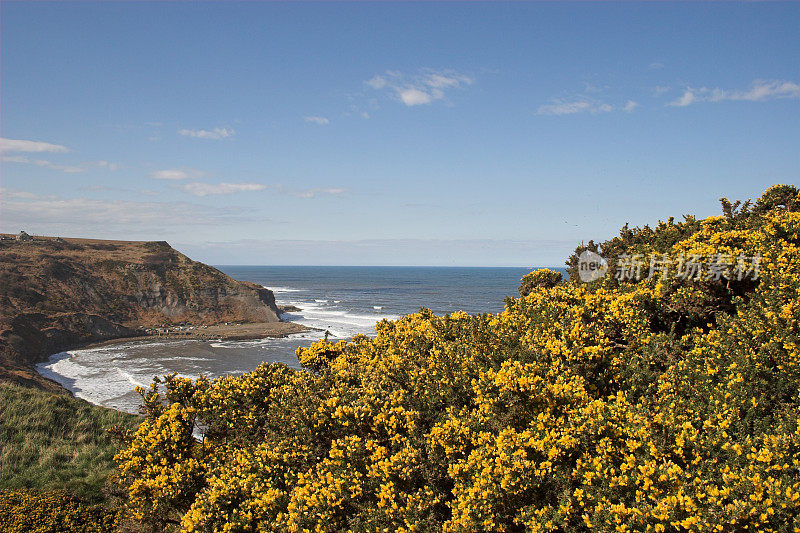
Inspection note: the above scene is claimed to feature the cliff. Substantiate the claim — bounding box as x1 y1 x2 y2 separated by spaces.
0 235 282 390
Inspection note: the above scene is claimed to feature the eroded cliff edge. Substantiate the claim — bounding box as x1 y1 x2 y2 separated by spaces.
0 235 284 390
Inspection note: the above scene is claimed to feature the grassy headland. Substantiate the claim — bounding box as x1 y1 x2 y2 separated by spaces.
0 381 139 502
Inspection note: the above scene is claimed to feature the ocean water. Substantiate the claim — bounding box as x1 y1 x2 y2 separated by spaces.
37 266 562 413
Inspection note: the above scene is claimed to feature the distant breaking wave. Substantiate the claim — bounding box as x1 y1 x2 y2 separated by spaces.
38 267 532 415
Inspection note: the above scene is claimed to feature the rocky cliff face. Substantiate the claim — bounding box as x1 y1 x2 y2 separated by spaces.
0 236 282 389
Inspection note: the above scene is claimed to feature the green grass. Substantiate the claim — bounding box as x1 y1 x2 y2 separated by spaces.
0 382 140 503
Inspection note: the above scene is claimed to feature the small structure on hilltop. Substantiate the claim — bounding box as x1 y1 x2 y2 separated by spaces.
16 231 33 242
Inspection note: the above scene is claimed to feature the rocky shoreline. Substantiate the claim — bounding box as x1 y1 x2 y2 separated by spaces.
89 320 311 347
0 235 308 392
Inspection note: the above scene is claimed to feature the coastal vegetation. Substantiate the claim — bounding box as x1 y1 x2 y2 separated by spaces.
0 489 121 533
0 382 138 502
113 185 800 531
0 382 138 532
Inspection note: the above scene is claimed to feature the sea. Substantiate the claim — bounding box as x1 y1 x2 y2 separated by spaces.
36 266 562 414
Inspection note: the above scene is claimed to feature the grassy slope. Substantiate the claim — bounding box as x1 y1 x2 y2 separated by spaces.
0 383 140 503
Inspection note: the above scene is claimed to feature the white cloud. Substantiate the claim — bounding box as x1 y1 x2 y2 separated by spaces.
399 88 433 106
537 94 639 116
178 127 235 140
537 98 614 116
0 187 49 199
366 68 473 107
2 155 115 174
304 116 330 125
151 169 190 180
0 138 69 153
1 190 255 231
80 185 130 193
669 79 800 107
366 75 388 90
726 79 800 101
653 86 671 97
2 155 31 164
670 89 698 107
271 184 347 198
291 187 346 199
623 100 639 113
649 62 665 70
32 160 84 173
94 161 119 171
179 182 267 196
537 100 592 115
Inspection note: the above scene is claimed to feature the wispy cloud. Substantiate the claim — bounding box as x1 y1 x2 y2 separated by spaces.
151 169 193 180
178 127 235 140
181 238 573 267
80 185 132 193
623 100 639 113
178 182 267 196
160 177 344 198
2 155 117 173
671 90 698 107
1 190 256 231
537 93 639 116
399 88 432 106
291 187 346 198
653 86 671 97
304 116 330 125
537 98 613 116
0 138 69 153
271 184 347 198
649 62 664 70
365 68 473 107
0 187 55 200
95 161 118 171
669 79 800 107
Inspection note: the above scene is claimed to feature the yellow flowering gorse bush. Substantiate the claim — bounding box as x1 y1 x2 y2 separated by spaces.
117 185 800 532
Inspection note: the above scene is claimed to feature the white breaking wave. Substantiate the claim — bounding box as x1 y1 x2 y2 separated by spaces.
37 351 148 413
274 298 399 339
35 339 205 414
263 286 302 293
116 368 150 390
38 284 404 415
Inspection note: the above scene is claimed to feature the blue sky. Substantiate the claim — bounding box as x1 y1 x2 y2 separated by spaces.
1 2 798 266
